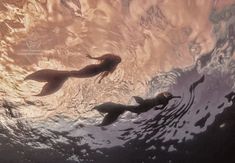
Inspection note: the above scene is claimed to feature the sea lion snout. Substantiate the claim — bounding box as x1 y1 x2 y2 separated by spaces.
115 56 122 63
161 92 181 100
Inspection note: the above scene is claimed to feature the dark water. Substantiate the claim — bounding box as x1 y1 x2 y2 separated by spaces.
89 24 235 163
1 8 235 163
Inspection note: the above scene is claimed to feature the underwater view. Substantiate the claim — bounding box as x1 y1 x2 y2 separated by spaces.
0 0 235 162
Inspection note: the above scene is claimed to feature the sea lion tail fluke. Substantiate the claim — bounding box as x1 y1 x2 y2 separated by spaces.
24 69 70 82
34 79 67 96
98 111 124 126
25 69 70 96
93 103 133 126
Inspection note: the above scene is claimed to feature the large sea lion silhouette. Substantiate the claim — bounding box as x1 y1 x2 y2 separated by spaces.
24 54 121 96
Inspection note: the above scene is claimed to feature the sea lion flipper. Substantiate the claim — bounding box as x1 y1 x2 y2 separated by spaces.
133 96 144 104
98 112 123 126
35 78 67 96
25 69 58 82
25 69 69 96
25 69 70 82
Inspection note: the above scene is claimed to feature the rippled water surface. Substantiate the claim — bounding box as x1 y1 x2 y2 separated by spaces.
0 0 235 163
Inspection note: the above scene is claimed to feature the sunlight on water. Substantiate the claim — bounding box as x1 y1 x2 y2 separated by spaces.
0 0 235 163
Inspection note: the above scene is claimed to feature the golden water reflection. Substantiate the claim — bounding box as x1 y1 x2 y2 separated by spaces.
0 0 234 122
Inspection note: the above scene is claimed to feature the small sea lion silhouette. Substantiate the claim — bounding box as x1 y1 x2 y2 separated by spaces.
93 92 181 126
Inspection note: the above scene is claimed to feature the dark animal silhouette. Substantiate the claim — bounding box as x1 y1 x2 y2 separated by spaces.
93 92 181 126
94 102 128 126
24 54 121 96
225 92 235 103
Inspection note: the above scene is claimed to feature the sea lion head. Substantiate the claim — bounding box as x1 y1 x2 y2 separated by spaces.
114 55 122 64
159 92 181 100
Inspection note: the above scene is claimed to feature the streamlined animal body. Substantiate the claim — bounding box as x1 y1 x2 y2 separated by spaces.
93 92 181 126
25 54 121 96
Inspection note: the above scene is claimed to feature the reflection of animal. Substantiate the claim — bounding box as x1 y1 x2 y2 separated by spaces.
24 54 121 96
93 92 181 126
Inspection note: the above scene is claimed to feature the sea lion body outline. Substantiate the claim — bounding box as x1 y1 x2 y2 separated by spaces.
93 92 181 126
24 54 121 96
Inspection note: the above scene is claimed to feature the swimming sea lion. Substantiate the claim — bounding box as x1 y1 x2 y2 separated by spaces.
25 54 121 96
94 92 181 126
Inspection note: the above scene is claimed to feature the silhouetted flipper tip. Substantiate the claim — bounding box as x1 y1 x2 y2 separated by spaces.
24 74 33 80
33 93 46 97
98 112 122 126
33 80 66 96
96 123 104 127
33 92 49 97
